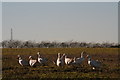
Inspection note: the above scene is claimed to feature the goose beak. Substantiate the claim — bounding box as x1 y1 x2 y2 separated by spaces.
29 56 32 59
37 52 40 55
63 53 65 56
86 55 89 58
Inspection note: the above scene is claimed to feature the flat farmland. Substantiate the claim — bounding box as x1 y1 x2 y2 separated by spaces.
2 48 120 79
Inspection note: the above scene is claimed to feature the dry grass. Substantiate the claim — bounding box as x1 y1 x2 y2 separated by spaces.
2 48 120 79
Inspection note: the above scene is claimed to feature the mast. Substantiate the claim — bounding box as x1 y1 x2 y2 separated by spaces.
11 28 13 41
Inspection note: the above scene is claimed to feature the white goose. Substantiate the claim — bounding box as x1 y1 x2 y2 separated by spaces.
29 56 37 67
64 54 73 65
17 55 29 66
56 53 65 66
73 51 85 64
37 52 47 65
87 55 101 69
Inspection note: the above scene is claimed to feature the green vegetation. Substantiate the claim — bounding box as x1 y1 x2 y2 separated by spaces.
2 48 120 79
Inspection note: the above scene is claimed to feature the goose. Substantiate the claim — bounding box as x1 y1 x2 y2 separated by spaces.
86 55 101 69
64 54 73 65
17 55 29 66
29 56 37 67
37 52 47 65
56 53 65 66
73 51 85 64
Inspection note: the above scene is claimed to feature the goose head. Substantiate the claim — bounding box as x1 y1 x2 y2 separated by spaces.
62 53 66 57
61 53 65 59
18 57 22 60
37 52 41 57
58 53 61 58
17 55 22 60
86 55 91 60
37 51 40 55
86 55 89 58
63 53 65 56
17 55 20 57
17 55 21 59
63 53 69 58
29 56 32 60
64 54 67 58
81 51 86 58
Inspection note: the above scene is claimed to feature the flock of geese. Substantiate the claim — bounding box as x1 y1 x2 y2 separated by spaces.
17 51 102 70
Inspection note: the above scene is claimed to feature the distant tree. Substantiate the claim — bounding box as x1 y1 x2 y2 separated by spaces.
2 40 9 48
60 42 69 48
1 40 119 48
79 42 87 47
22 41 35 48
70 42 79 48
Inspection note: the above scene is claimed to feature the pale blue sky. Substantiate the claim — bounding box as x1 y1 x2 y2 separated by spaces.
2 2 118 43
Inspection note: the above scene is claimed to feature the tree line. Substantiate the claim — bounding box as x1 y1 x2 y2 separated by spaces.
0 40 119 48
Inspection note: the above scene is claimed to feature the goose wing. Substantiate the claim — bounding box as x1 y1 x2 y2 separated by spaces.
21 60 29 66
29 60 37 66
38 57 48 64
91 60 101 67
74 57 84 64
65 58 73 64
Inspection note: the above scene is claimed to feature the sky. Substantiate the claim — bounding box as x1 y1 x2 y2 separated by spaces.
2 2 118 43
1 0 120 2
0 2 1 42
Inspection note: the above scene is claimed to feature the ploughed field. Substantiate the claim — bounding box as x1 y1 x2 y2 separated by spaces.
2 48 120 79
